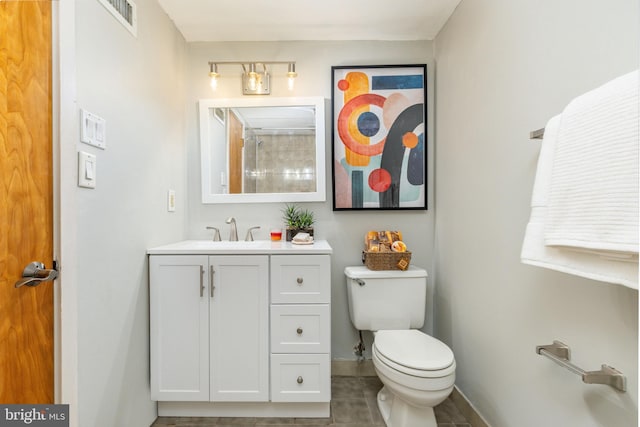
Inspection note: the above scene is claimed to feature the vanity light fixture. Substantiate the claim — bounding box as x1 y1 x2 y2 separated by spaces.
244 63 261 92
207 61 297 95
209 63 219 90
287 63 297 91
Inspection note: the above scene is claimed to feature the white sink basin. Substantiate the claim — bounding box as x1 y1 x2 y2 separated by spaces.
158 240 272 251
147 239 332 255
183 240 271 249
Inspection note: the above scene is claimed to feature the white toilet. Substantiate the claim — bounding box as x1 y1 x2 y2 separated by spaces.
345 266 455 427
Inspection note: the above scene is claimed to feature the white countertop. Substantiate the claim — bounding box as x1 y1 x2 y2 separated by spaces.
147 239 333 255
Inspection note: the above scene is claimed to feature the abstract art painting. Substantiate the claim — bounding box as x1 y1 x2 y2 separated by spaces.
332 65 427 210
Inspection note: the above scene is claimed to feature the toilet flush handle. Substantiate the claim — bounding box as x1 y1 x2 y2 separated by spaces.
355 278 365 286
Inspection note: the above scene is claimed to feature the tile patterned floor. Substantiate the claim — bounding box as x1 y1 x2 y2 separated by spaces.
152 376 471 427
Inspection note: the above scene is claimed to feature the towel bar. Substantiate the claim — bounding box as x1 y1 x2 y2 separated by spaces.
529 128 545 139
536 341 626 392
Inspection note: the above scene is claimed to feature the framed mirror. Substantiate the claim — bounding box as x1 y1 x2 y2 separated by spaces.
199 97 326 204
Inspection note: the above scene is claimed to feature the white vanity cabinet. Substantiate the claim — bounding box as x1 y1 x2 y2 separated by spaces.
209 255 269 401
149 255 210 401
270 255 331 402
150 255 269 402
148 240 332 418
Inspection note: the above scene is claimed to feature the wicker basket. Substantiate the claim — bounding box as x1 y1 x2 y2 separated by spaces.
362 251 412 271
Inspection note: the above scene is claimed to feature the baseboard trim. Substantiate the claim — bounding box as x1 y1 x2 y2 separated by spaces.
158 401 329 418
331 359 376 376
450 386 492 427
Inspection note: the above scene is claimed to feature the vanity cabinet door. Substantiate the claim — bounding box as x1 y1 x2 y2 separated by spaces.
209 255 269 401
150 255 209 401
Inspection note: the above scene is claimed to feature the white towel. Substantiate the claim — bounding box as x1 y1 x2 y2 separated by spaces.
521 71 639 290
546 70 639 253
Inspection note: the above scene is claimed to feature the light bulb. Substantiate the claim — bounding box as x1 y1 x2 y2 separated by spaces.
247 63 258 91
208 63 219 91
287 63 297 91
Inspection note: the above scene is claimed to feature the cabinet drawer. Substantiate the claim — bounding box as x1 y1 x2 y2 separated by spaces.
271 305 330 353
270 354 330 402
271 255 330 303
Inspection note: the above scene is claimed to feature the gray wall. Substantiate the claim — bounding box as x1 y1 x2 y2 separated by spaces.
65 1 639 426
185 41 435 359
73 0 187 425
433 1 638 426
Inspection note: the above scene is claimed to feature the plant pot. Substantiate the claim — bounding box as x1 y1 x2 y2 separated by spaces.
286 227 314 242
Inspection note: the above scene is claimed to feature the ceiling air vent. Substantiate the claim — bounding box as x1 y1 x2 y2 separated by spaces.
97 0 138 37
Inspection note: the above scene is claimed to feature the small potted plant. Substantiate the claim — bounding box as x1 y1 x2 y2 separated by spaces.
282 204 315 241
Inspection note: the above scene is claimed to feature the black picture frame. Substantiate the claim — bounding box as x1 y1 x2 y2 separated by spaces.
331 64 427 211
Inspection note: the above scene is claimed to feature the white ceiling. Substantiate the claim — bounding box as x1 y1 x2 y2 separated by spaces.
156 0 462 42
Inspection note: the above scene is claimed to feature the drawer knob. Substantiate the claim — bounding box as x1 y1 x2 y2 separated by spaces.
296 277 303 285
297 376 304 384
296 327 303 335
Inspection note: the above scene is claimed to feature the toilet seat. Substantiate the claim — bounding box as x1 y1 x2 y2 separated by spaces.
373 330 455 378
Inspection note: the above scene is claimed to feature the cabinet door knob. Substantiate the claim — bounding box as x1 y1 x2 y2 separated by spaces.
296 327 303 335
296 277 303 285
297 376 304 384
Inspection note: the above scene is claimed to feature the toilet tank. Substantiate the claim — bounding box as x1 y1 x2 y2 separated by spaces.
344 266 428 331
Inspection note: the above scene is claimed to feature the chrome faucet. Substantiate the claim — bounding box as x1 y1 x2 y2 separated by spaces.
225 217 238 241
245 226 260 241
206 226 221 241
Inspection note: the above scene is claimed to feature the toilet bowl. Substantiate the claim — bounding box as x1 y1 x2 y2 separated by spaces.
344 266 456 427
372 330 455 427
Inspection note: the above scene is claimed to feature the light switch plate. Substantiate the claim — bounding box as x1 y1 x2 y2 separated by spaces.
78 151 96 189
80 109 106 149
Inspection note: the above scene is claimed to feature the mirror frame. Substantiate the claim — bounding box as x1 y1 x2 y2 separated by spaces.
199 96 326 204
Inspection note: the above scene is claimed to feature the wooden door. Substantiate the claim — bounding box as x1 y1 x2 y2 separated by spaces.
0 1 54 403
228 111 244 194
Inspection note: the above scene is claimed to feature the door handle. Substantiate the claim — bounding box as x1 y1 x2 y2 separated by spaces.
15 261 58 288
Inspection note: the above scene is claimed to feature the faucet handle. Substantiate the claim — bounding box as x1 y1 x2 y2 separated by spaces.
245 226 261 241
206 226 221 241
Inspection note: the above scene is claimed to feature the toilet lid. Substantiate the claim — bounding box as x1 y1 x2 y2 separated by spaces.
374 330 454 371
